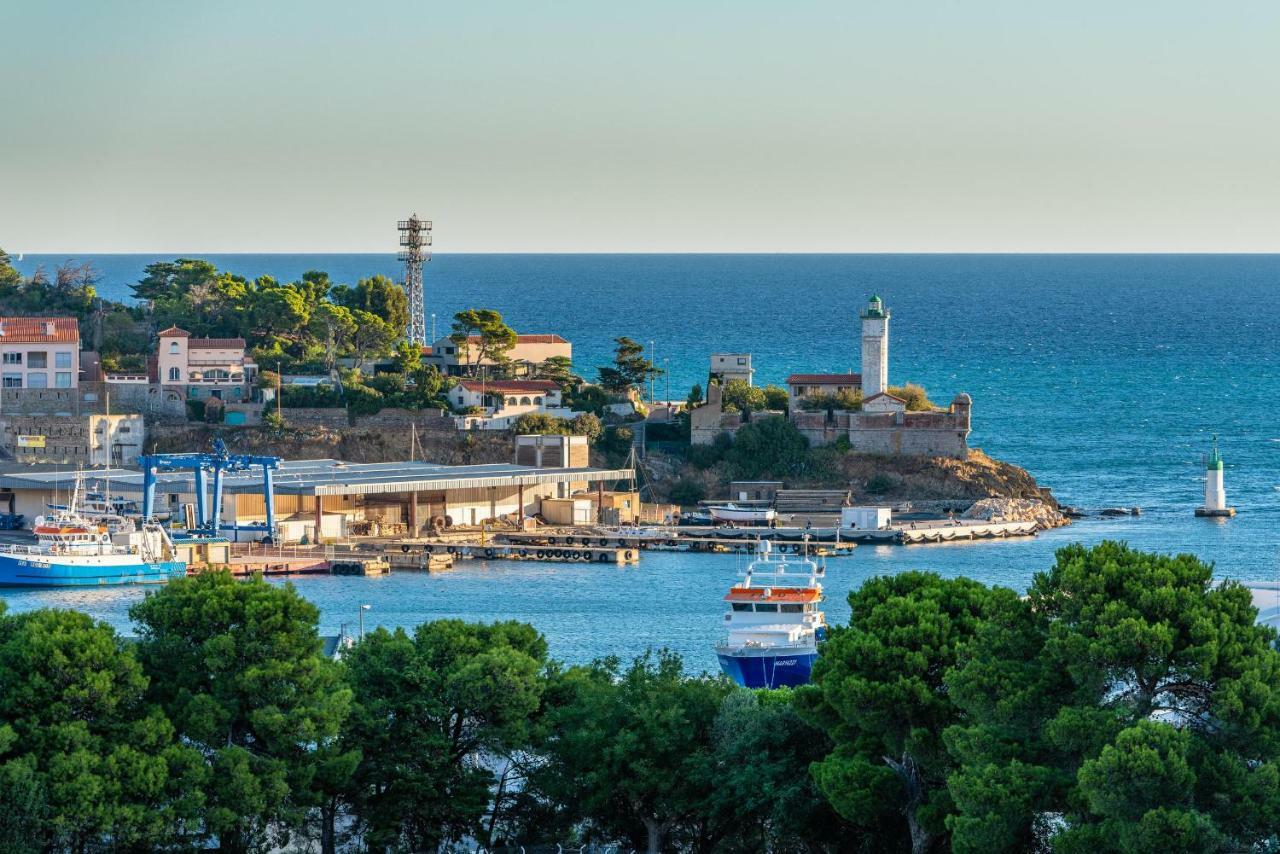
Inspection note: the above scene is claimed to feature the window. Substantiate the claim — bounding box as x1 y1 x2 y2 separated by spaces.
169 342 180 354
737 357 746 365
533 396 543 405
731 603 752 612
55 372 72 388
55 352 72 369
26 373 47 389
506 396 517 405
2 374 21 388
754 603 779 613
168 366 181 382
27 352 46 369
2 353 19 365
780 604 804 614
520 396 531 405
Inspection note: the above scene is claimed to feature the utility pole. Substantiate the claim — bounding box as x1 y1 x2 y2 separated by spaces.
397 215 432 346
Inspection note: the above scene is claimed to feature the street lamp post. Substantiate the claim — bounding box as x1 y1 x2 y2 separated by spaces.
664 356 670 410
648 340 655 404
430 313 436 342
359 604 371 640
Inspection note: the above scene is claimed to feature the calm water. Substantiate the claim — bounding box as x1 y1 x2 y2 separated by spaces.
6 254 1279 670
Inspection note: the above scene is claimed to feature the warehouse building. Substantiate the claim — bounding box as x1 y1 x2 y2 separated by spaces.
0 436 631 541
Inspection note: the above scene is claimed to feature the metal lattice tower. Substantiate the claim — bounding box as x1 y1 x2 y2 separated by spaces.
397 214 432 345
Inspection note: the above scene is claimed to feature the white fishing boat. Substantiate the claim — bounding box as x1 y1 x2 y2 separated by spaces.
707 503 777 524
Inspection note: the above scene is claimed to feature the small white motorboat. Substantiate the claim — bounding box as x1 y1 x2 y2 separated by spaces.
708 503 777 524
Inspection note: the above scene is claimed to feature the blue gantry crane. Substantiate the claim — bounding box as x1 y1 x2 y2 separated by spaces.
140 439 281 539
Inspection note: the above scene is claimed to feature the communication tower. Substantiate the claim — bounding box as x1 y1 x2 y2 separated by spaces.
397 214 432 345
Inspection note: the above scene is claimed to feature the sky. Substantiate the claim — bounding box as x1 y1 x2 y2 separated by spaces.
1 1 1279 253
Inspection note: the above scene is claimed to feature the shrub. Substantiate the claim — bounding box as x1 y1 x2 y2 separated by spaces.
669 478 707 507
762 384 790 411
865 472 898 494
569 412 604 442
511 413 571 436
801 389 863 411
185 399 205 422
886 383 935 411
721 379 766 413
726 417 809 480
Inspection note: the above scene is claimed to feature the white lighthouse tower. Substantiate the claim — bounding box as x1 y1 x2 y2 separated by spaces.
1195 435 1235 518
860 295 890 398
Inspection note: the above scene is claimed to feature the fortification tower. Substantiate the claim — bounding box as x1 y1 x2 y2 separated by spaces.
860 295 890 398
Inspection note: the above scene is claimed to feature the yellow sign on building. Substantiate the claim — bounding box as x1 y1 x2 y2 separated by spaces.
16 435 45 449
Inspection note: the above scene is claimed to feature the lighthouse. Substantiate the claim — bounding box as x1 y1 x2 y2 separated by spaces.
860 295 890 398
1195 436 1236 518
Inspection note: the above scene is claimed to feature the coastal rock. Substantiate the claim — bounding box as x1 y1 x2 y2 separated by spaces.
961 497 1068 531
1100 507 1141 517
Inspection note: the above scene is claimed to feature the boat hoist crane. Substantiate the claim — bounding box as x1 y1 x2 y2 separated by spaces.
140 439 281 539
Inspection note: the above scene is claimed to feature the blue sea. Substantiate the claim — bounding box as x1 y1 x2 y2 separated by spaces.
6 254 1279 670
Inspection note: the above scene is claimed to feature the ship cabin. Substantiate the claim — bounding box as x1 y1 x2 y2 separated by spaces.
723 584 823 630
33 522 110 553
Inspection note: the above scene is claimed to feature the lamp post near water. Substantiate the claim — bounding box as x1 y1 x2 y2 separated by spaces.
359 604 371 640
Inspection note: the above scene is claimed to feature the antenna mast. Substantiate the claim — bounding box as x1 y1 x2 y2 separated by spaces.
397 214 432 346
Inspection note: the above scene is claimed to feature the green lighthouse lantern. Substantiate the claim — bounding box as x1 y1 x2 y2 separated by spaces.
1206 435 1223 471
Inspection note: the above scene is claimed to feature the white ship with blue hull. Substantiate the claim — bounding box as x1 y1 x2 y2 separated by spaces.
716 540 827 689
0 481 184 588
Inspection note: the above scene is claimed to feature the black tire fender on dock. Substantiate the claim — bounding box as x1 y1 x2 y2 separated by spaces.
598 552 610 563
624 550 635 560
401 544 411 554
485 548 496 559
598 537 609 546
519 548 529 557
446 546 457 555
548 537 558 545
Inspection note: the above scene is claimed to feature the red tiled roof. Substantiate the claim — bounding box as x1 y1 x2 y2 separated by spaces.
457 379 559 393
864 391 906 403
189 338 246 349
785 373 861 385
0 316 80 343
158 326 190 337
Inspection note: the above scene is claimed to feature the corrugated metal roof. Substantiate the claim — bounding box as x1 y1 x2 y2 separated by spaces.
0 459 633 498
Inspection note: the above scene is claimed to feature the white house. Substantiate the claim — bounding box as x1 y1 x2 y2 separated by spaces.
451 379 583 431
0 316 80 390
156 326 257 404
452 378 561 411
709 353 753 386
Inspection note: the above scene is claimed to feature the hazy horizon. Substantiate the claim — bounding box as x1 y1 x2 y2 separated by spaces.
3 1 1279 254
